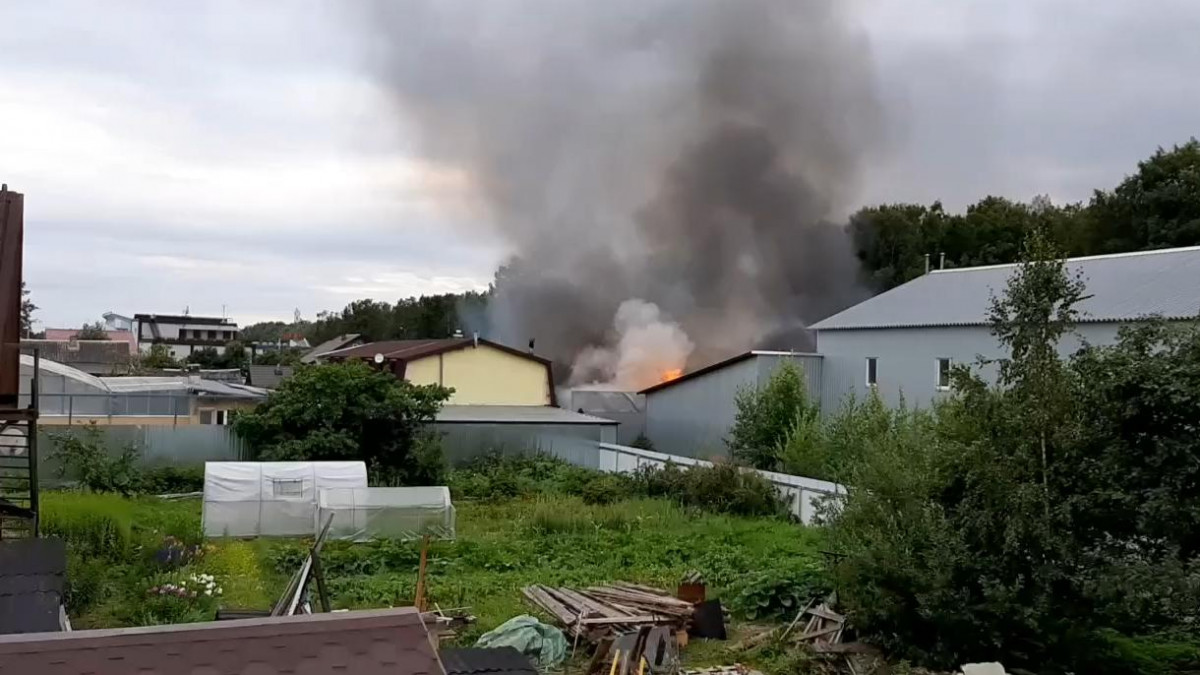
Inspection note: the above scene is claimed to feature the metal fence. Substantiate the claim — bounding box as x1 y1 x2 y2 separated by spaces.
38 425 246 482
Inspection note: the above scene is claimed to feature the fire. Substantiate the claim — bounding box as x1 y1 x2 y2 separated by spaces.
659 368 683 383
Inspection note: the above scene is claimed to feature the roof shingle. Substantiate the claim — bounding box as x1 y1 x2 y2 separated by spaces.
0 538 66 635
812 246 1200 331
0 606 443 675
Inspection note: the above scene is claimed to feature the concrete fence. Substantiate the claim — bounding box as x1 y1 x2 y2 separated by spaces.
593 443 845 525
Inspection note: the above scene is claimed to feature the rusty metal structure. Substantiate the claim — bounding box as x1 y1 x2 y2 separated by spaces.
0 185 39 538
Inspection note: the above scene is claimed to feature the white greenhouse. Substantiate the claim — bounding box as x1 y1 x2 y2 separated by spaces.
317 486 456 542
202 461 368 538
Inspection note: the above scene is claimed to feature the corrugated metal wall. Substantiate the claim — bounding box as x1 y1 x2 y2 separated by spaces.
816 323 1128 412
643 354 823 458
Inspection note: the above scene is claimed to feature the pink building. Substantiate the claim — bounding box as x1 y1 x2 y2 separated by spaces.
44 328 136 353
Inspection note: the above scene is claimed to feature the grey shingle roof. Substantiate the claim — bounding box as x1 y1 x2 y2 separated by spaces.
248 365 294 389
811 246 1200 331
0 538 66 635
441 647 538 675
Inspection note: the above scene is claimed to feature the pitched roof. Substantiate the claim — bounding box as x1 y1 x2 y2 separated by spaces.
0 606 444 675
302 334 363 363
0 538 66 635
324 338 553 367
435 405 616 425
133 314 235 326
812 246 1200 331
441 647 538 675
248 365 295 389
638 350 820 395
20 340 133 364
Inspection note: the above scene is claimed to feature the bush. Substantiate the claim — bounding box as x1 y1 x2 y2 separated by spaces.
64 551 110 614
729 561 831 621
580 474 627 505
47 424 143 496
141 466 205 494
630 462 787 518
727 361 817 470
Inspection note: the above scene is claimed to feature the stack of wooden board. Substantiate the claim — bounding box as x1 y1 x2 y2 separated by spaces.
522 583 695 642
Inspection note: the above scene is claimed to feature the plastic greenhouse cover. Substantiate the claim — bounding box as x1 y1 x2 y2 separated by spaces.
317 486 455 542
202 461 367 538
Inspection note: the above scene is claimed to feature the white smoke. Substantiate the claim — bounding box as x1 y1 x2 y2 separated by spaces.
570 299 694 391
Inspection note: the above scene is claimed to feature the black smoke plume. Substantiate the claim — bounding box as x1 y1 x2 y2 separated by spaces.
364 0 882 389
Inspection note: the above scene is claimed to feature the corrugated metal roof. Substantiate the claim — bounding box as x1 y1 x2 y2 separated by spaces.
568 390 645 414
435 405 616 425
302 333 362 363
811 246 1200 331
639 350 821 395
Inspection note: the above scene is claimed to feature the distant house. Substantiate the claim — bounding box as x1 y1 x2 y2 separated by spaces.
44 327 136 352
302 333 363 363
19 355 267 426
280 332 310 349
20 339 134 376
102 312 134 332
134 313 239 360
323 337 556 406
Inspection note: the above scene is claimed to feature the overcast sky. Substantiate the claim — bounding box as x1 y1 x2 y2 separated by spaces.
3 1 1198 329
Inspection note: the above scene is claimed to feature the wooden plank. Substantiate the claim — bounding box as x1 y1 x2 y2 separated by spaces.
806 605 845 622
579 615 678 626
523 586 577 625
797 624 843 641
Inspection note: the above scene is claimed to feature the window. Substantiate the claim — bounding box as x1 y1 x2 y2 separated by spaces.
271 479 304 499
200 409 229 425
936 358 952 390
865 357 878 386
207 329 217 340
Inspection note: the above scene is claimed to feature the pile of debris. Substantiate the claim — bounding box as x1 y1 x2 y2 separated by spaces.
522 583 696 643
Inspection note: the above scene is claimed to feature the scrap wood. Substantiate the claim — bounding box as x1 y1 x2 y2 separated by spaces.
523 583 693 643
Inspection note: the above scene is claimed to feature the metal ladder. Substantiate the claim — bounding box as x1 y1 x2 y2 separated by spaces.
0 353 39 540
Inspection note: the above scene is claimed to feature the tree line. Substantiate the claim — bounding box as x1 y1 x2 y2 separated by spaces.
851 138 1200 291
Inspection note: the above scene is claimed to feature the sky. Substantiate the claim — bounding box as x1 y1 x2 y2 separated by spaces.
3 0 1198 329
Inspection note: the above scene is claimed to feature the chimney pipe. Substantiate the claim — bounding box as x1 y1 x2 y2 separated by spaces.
939 252 945 270
528 338 536 354
472 331 479 348
924 253 930 275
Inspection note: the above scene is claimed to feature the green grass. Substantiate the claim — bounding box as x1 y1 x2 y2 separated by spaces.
42 489 824 668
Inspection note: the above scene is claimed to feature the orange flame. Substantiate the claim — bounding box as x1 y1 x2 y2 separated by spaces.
660 368 683 383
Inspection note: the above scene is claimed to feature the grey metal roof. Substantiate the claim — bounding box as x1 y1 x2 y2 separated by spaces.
248 365 294 389
568 390 645 414
435 405 616 425
811 246 1200 331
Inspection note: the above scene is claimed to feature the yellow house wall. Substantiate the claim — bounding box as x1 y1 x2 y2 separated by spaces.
405 344 550 405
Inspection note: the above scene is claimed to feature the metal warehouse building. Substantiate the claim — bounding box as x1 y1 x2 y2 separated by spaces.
812 246 1200 409
638 351 822 458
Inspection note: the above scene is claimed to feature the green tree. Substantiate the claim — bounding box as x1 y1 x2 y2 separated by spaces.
20 281 36 337
1088 138 1200 253
76 321 109 340
726 361 816 469
140 344 179 370
232 362 452 485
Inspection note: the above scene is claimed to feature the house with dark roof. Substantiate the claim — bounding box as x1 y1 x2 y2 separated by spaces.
302 333 363 364
0 537 68 635
811 245 1200 409
323 337 556 406
0 606 444 675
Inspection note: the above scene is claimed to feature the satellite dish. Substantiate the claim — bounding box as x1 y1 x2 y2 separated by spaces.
373 353 384 364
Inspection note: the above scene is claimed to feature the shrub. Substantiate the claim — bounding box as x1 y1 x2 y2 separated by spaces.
141 465 205 494
47 424 143 496
727 361 817 470
729 561 831 621
580 474 627 505
630 462 787 518
63 551 110 615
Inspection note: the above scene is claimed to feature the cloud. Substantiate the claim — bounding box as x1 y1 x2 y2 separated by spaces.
4 0 1199 330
